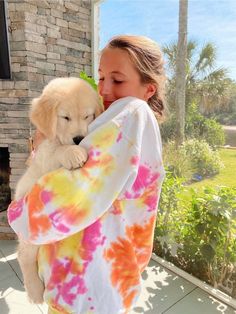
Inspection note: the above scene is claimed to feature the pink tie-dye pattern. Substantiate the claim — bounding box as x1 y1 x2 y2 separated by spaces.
48 258 83 306
130 156 139 165
117 132 122 142
48 220 106 307
125 164 160 199
7 198 24 223
110 205 122 215
41 190 53 203
59 275 87 305
81 219 106 263
89 147 100 158
145 194 158 212
49 211 70 233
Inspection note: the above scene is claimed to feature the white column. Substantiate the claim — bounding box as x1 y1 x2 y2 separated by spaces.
91 0 104 82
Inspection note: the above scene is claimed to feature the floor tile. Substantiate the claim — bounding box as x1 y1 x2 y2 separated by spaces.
0 240 18 257
164 287 236 314
0 272 45 314
0 240 23 282
1 240 235 314
37 302 48 313
131 259 196 314
3 250 23 282
0 251 15 282
1 289 43 314
0 273 24 298
0 240 48 313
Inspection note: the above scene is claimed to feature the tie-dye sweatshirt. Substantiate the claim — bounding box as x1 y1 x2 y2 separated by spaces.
8 97 165 314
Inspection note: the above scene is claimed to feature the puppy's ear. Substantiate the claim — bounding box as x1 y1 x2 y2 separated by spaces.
95 96 104 118
30 95 58 139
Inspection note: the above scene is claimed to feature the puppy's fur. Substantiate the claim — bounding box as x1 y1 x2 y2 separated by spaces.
15 77 102 303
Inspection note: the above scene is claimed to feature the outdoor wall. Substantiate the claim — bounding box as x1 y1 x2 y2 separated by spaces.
0 0 93 196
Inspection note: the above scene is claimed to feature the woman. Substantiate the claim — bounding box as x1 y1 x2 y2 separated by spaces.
8 35 166 314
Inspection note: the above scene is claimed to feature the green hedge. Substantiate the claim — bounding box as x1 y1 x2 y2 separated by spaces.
154 173 236 296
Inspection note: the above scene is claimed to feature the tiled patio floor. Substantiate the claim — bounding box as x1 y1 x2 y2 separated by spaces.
0 240 236 314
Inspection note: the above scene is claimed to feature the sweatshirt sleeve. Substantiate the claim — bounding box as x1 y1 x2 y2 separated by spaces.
8 114 141 245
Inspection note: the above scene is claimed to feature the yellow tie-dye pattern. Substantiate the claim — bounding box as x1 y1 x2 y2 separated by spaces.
91 123 119 150
41 170 92 212
38 232 84 266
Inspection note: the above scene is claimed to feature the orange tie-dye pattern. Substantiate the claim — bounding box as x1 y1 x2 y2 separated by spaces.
111 199 124 215
104 236 140 309
27 184 52 240
104 216 156 309
49 301 70 314
126 215 156 272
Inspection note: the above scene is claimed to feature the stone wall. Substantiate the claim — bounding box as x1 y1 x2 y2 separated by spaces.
0 0 93 195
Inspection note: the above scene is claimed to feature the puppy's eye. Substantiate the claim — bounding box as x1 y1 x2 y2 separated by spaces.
63 116 71 121
84 114 95 120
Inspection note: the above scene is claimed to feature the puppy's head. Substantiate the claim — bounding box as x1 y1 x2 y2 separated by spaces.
30 77 103 144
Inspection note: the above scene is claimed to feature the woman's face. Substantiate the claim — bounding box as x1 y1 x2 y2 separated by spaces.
98 48 155 109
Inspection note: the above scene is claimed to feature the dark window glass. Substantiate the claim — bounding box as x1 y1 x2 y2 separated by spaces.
0 0 11 79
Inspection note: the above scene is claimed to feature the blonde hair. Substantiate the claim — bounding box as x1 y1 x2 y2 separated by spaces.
104 35 166 118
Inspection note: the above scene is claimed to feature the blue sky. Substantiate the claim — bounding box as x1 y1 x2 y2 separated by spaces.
99 0 236 81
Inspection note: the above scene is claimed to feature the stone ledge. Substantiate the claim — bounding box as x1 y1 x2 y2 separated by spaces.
0 211 17 240
0 231 17 240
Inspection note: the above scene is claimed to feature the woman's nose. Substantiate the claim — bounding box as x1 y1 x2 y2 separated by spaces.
99 80 112 96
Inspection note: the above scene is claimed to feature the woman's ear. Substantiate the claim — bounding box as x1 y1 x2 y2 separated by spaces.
145 83 156 101
30 95 58 140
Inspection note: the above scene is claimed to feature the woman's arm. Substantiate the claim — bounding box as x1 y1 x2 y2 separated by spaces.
8 116 140 245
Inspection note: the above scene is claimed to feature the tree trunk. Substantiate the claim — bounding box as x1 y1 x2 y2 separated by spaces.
175 0 188 146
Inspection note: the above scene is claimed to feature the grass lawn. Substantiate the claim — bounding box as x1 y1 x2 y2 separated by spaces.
188 148 236 190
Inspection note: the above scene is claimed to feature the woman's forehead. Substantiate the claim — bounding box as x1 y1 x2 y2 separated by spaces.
99 48 136 73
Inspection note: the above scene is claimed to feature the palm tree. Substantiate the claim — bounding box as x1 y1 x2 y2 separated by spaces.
175 0 188 145
163 41 230 115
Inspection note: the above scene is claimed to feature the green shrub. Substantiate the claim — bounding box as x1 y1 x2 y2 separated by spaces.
185 102 206 139
186 103 225 147
160 114 177 143
163 139 224 181
179 186 236 287
160 103 225 147
182 139 224 177
161 103 225 147
154 171 186 259
213 111 236 126
163 141 193 181
201 118 225 147
154 183 236 292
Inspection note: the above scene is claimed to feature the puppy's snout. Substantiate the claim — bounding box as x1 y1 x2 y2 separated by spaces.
73 136 84 145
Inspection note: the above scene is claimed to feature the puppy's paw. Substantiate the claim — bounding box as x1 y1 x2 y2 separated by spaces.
25 277 45 304
59 146 88 170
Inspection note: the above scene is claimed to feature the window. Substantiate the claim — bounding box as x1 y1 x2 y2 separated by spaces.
0 0 11 79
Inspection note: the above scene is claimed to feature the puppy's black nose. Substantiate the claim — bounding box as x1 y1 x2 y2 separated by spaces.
73 136 84 145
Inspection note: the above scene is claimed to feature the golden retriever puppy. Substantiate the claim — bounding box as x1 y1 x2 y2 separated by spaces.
15 77 102 304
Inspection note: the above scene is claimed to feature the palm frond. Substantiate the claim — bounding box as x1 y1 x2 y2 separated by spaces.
195 43 216 73
162 42 178 75
203 67 228 82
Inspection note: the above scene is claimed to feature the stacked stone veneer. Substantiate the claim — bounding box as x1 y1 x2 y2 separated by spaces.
0 0 93 196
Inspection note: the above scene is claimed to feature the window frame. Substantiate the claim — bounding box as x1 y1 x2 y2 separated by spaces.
0 0 11 80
